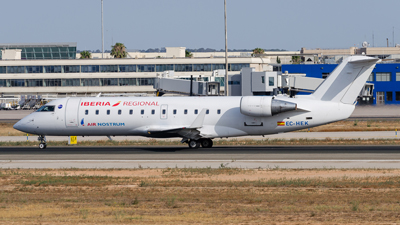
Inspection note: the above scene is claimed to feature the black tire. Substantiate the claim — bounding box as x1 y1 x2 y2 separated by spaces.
39 143 46 149
200 138 213 148
188 140 200 149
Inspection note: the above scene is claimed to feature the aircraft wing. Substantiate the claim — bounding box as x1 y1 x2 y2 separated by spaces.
146 108 208 140
147 127 202 140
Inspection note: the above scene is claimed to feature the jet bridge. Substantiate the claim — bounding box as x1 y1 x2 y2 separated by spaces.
279 72 373 103
153 71 220 96
153 69 374 104
280 73 324 96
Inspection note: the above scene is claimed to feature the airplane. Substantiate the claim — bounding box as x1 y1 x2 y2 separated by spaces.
13 56 379 149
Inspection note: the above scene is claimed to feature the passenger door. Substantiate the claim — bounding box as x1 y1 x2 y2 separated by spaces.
65 98 81 127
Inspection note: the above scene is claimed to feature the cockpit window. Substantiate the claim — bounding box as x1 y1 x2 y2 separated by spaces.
36 105 55 112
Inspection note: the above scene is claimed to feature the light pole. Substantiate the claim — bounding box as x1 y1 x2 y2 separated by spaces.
224 0 228 96
101 0 104 58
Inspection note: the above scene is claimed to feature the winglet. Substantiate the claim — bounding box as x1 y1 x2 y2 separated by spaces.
189 109 208 128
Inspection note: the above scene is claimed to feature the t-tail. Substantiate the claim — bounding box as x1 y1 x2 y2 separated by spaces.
312 56 380 104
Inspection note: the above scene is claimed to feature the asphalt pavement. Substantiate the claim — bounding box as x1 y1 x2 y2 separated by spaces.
1 145 400 169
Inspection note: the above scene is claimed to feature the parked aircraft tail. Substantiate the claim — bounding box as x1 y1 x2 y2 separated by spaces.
312 56 379 104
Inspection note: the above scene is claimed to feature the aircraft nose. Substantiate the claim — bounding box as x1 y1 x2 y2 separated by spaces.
13 120 24 132
13 117 34 133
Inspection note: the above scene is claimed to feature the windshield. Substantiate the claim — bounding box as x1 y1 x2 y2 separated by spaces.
36 105 55 112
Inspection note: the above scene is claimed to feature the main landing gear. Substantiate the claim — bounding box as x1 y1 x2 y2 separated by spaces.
38 135 47 149
187 138 213 149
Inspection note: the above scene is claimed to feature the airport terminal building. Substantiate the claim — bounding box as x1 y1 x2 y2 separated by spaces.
2 43 400 105
0 43 76 60
0 46 273 97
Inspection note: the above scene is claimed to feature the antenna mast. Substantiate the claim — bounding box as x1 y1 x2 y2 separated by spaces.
372 31 374 47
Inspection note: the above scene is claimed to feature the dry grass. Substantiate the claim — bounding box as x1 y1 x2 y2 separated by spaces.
1 168 400 224
300 119 400 132
0 123 25 136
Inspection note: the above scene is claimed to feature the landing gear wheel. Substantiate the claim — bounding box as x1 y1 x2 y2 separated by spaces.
188 140 200 149
200 138 213 148
38 135 47 149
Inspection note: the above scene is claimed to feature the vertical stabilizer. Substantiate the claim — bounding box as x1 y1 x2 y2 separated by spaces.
312 56 379 104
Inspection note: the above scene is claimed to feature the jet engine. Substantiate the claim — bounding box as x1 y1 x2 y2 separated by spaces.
240 96 297 117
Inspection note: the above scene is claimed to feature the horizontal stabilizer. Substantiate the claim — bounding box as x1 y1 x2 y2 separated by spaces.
348 57 380 64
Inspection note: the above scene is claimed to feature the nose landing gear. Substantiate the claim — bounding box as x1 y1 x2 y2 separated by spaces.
38 135 47 149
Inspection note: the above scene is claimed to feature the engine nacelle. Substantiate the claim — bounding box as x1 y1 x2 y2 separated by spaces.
240 96 297 117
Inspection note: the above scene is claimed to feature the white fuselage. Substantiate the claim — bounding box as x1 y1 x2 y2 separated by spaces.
13 95 354 138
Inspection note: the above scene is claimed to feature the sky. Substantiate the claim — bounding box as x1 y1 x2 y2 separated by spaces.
1 0 399 51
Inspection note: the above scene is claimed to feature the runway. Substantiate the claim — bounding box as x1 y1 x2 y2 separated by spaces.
1 145 400 169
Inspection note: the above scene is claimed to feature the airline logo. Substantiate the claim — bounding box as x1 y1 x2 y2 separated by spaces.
96 122 125 127
81 101 118 107
123 101 159 106
80 101 159 107
278 121 309 126
86 122 125 127
112 101 121 107
80 118 125 127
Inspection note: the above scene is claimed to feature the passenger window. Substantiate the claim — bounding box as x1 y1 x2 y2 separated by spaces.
184 109 188 115
206 109 209 114
162 109 166 114
151 109 155 115
118 109 122 115
173 109 177 115
217 109 221 114
194 109 198 114
85 110 88 115
107 109 110 115
129 109 133 115
141 109 144 115
96 109 99 115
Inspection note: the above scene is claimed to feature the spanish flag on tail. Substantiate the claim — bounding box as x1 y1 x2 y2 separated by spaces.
277 121 285 126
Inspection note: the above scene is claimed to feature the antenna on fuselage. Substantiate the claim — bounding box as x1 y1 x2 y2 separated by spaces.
96 92 102 97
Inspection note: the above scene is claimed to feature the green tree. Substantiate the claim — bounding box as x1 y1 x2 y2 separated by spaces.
276 56 281 64
185 50 193 58
291 55 301 64
252 48 265 56
80 51 92 59
111 43 127 58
